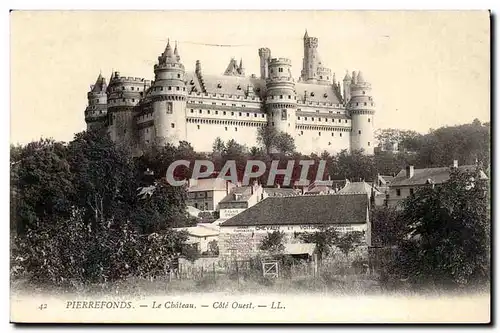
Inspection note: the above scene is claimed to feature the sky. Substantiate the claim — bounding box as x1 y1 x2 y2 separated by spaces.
10 10 490 145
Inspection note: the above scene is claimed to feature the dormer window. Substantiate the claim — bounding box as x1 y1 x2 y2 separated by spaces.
237 85 242 90
190 80 194 85
217 83 222 88
311 92 315 97
324 93 328 98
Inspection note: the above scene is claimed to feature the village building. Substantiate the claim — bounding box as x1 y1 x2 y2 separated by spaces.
185 177 235 212
218 193 371 260
386 161 488 208
173 223 220 254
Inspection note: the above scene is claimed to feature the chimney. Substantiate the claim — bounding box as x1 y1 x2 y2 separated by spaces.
226 181 229 195
251 183 254 195
406 165 414 179
453 160 458 168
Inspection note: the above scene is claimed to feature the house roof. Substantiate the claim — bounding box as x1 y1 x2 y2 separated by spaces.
263 187 301 197
174 224 220 238
296 82 342 105
377 175 394 184
188 178 233 192
337 181 381 195
186 205 201 217
390 165 488 187
284 243 316 256
220 194 368 227
219 186 254 204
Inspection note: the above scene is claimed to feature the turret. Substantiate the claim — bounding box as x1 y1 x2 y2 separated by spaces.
84 73 108 130
149 38 187 146
238 58 245 76
342 70 352 104
348 71 375 154
258 48 271 79
300 30 319 84
265 58 297 138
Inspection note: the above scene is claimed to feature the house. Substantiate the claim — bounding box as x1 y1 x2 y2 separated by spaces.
386 160 488 208
174 223 220 254
336 181 385 206
218 193 371 260
218 182 266 220
185 177 236 212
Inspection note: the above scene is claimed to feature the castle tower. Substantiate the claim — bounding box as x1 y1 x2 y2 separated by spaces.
348 71 375 154
150 38 187 146
258 48 271 79
84 73 108 130
300 30 319 84
265 58 297 137
238 58 245 76
106 70 145 145
342 71 352 104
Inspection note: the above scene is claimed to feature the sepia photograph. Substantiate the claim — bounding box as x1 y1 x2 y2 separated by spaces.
9 10 491 324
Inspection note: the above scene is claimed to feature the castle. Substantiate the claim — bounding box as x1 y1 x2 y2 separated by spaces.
84 31 376 155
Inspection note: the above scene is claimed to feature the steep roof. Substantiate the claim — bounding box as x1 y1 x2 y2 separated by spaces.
263 187 301 197
390 165 488 187
188 178 233 192
337 181 381 195
219 186 254 204
220 194 368 227
296 82 342 104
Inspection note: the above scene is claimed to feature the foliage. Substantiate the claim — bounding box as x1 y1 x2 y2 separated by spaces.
207 240 220 256
336 231 365 259
256 126 296 156
371 206 404 247
389 167 490 287
259 231 285 255
299 226 339 259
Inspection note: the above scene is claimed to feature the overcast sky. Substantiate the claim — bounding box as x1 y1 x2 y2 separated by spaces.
10 11 490 145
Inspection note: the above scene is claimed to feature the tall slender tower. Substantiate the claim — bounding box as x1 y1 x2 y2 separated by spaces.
300 30 319 84
84 73 107 130
266 58 297 137
349 71 375 154
342 71 352 104
150 39 187 146
259 48 271 79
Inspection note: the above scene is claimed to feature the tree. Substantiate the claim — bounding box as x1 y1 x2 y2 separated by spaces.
11 139 74 235
212 137 226 154
392 167 490 288
259 231 285 255
336 231 365 260
275 132 296 156
257 126 277 155
299 226 339 259
371 206 404 247
67 130 138 227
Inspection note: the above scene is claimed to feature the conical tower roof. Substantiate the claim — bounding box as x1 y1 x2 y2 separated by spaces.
357 71 365 83
343 70 351 81
91 73 107 93
304 29 309 39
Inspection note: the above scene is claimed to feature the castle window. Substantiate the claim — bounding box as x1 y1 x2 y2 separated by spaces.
122 99 125 102
168 86 172 90
131 87 134 91
340 133 342 137
199 110 202 114
319 132 321 136
320 76 323 79
216 111 219 115
231 112 234 116
132 99 135 102
197 125 200 129
279 68 283 73
331 133 334 137
183 87 185 91
207 110 210 114
254 113 257 117
122 87 125 90
364 102 367 106
300 131 303 135
232 104 236 107
177 74 181 78
235 127 238 131
223 111 226 115
358 130 361 134
280 95 283 99
368 118 371 122
171 123 175 128
371 103 374 106
176 86 180 91
222 103 226 106
225 127 228 131
305 117 308 120
368 141 370 146
217 83 222 88
246 113 249 117
281 109 287 120
327 76 329 80
396 189 401 196
161 87 164 91
298 117 301 120
239 112 242 116
237 85 242 90
363 91 366 95
190 109 194 113
310 92 315 97
324 93 328 98
345 120 347 123
272 122 275 126
356 103 359 106
410 188 414 195
312 117 314 121
288 95 291 99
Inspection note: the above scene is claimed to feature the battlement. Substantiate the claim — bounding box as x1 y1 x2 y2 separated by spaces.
269 58 292 65
305 37 318 47
258 47 271 56
155 63 185 71
110 75 152 85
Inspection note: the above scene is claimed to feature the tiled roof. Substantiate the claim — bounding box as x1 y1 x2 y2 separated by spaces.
337 182 381 195
188 178 233 192
220 194 368 227
174 224 220 238
284 243 316 256
219 186 253 203
263 187 301 197
196 74 266 97
390 165 488 187
296 82 342 104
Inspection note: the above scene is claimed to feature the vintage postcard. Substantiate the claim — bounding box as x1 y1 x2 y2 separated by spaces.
9 10 491 324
